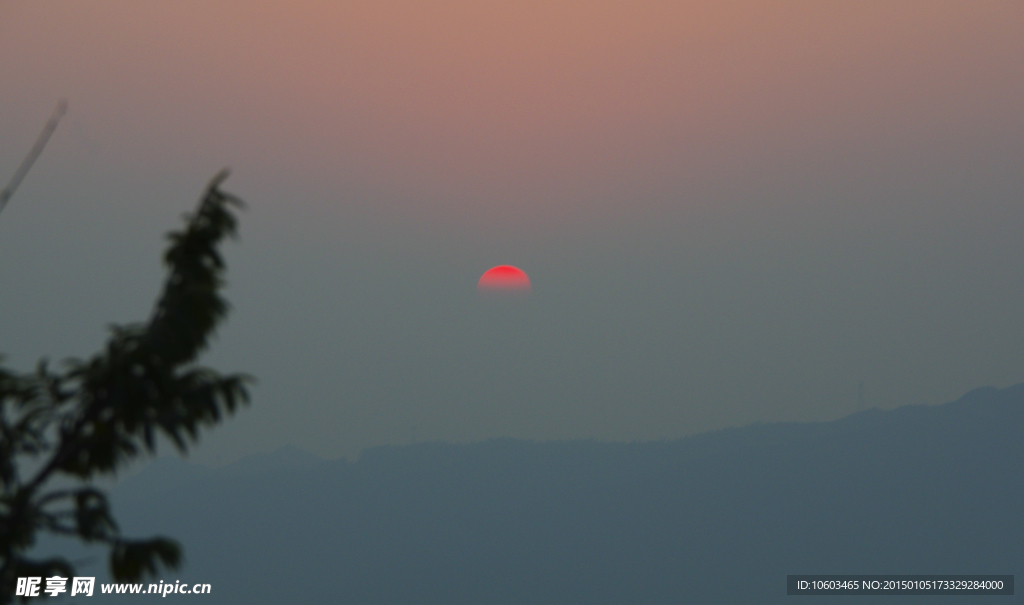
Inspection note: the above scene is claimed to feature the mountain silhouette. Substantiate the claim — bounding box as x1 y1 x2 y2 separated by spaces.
83 385 1022 603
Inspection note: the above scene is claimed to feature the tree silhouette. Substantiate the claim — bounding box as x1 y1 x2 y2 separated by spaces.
0 171 251 602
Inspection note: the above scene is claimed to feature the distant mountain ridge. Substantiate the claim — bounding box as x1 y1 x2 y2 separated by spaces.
95 385 1022 604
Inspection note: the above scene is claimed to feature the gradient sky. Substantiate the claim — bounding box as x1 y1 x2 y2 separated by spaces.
1 0 1022 464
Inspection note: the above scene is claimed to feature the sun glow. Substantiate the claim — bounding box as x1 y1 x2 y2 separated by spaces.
477 265 532 293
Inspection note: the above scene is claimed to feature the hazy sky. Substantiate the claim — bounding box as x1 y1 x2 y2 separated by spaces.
1 0 1022 464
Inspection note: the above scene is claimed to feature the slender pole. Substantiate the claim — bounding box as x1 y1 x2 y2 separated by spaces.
0 99 68 215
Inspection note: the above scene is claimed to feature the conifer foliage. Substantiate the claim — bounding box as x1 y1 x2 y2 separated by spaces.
0 171 251 602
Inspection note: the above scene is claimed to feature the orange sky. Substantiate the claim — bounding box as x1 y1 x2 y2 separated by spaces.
2 1 1024 462
4 0 1021 229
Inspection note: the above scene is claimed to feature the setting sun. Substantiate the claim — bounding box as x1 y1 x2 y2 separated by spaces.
477 265 531 293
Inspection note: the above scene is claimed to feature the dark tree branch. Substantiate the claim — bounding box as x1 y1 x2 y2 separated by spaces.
0 100 67 215
0 172 250 603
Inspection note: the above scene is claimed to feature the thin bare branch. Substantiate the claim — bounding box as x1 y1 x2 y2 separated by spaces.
0 100 68 215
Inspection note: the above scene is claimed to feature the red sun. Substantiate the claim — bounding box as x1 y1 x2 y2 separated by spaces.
477 265 531 293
